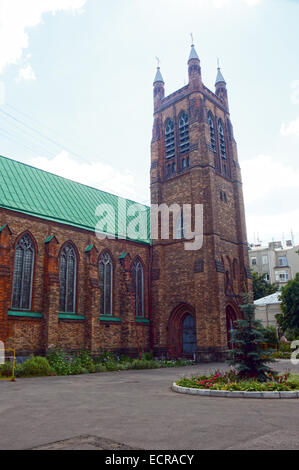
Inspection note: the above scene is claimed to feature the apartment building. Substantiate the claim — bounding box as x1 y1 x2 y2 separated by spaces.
249 240 299 286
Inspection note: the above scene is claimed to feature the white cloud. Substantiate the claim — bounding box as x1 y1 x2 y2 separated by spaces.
291 80 299 104
28 152 139 202
280 117 299 137
0 0 87 74
242 154 299 204
16 64 36 82
242 154 299 245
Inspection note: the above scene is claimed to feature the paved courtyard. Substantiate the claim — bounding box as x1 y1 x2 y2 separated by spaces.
0 361 299 450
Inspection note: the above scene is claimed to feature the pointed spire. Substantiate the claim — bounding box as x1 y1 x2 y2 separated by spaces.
153 67 164 85
188 44 200 63
215 60 226 85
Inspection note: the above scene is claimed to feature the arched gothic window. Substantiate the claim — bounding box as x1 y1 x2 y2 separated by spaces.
208 112 216 153
218 119 227 159
59 244 77 313
12 234 35 310
132 259 144 318
99 252 113 316
179 112 190 154
165 119 175 159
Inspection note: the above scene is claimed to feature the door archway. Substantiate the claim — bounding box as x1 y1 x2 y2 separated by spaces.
167 304 196 358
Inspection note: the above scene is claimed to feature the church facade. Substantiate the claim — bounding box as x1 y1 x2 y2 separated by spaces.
0 45 251 361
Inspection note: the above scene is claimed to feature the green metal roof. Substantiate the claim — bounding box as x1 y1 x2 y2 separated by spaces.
0 155 151 244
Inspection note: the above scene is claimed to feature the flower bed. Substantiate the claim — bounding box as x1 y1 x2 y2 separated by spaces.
176 370 299 393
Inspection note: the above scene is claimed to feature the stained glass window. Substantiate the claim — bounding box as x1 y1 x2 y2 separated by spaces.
59 244 77 313
12 234 34 310
99 252 113 316
132 260 144 318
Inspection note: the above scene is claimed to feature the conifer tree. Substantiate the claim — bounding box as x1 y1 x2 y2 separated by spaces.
228 294 275 381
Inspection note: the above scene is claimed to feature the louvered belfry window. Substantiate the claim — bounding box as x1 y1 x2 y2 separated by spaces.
218 119 227 159
179 111 190 154
165 119 175 159
59 244 77 313
99 252 113 316
132 259 144 318
208 112 216 153
12 234 34 310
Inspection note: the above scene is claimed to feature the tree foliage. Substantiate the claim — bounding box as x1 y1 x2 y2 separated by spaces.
277 273 299 337
227 295 275 381
251 270 278 301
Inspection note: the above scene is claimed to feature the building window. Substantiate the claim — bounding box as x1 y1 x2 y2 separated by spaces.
262 255 268 265
251 257 257 266
132 260 144 318
165 118 175 159
218 119 227 159
99 252 113 316
182 158 186 169
275 271 289 283
12 234 35 310
278 256 288 267
208 112 216 153
59 244 77 313
179 111 190 154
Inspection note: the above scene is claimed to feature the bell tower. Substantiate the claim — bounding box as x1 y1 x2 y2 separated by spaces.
150 44 252 361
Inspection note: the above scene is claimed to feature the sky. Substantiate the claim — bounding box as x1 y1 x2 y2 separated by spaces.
0 0 299 246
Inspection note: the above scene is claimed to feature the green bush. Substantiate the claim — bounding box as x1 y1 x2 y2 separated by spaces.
279 343 292 353
0 357 55 378
142 351 154 361
94 363 107 373
119 354 133 363
0 361 15 377
95 351 117 364
2 349 196 379
69 356 84 375
105 361 121 371
21 356 55 377
263 326 279 347
78 350 95 373
47 350 72 375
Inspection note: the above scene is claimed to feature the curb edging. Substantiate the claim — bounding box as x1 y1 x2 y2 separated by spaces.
172 383 299 399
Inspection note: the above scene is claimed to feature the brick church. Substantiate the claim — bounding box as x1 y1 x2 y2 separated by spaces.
0 44 251 361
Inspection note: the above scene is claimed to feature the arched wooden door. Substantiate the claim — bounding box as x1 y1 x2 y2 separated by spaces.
182 315 196 356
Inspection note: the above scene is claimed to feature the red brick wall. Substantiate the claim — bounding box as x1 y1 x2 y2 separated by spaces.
0 208 151 356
